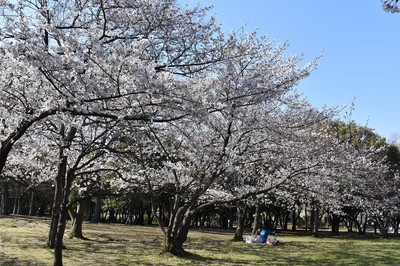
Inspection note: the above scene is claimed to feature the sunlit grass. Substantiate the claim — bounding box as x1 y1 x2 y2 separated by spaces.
1 215 400 265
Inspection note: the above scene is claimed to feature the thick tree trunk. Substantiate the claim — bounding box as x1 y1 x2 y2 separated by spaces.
169 212 192 255
331 214 340 236
69 199 86 239
233 203 247 241
354 214 367 235
220 209 229 229
378 218 390 239
331 214 339 235
163 202 193 255
1 178 10 215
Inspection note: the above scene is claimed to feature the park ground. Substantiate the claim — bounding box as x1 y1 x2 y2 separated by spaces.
1 215 400 265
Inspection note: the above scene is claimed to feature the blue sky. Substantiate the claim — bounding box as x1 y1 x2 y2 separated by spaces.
183 0 400 140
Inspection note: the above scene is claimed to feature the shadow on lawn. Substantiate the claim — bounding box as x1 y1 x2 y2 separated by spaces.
277 229 400 239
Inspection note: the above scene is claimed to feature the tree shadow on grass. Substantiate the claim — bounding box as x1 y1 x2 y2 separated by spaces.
0 253 26 266
158 249 223 265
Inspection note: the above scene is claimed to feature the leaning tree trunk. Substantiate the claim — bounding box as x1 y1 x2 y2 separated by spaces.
233 202 248 241
169 210 193 255
54 202 68 266
54 169 74 266
68 199 86 239
47 157 67 248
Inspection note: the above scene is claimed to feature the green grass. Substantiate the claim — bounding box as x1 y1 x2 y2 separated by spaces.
1 215 400 265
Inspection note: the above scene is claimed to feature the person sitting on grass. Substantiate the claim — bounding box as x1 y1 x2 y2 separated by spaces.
259 227 275 244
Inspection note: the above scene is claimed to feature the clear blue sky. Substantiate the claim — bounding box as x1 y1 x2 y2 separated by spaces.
183 0 400 140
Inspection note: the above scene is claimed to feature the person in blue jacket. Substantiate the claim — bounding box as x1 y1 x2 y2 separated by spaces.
259 227 275 244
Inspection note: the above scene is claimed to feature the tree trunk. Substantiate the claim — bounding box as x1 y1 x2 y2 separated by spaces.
233 203 247 241
362 216 367 234
146 209 153 225
310 208 315 233
394 218 400 234
54 169 74 266
354 213 367 235
304 207 308 233
162 200 193 255
169 211 193 255
13 195 18 214
292 208 301 231
229 207 234 229
313 206 320 238
16 194 22 214
331 214 340 236
47 157 67 248
347 219 353 232
1 178 10 215
251 205 262 235
29 191 35 216
378 218 390 239
68 199 86 239
108 209 116 222
91 195 101 223
54 203 68 266
281 211 289 231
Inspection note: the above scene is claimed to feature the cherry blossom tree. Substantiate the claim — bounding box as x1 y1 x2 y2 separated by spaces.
0 1 237 263
109 28 325 253
0 0 223 195
2 0 396 262
382 0 400 12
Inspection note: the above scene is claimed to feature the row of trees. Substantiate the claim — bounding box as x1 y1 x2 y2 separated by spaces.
0 0 399 265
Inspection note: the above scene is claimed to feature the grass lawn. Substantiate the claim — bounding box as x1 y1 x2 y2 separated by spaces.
1 215 400 265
